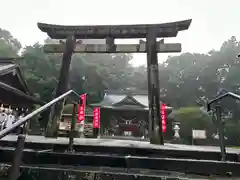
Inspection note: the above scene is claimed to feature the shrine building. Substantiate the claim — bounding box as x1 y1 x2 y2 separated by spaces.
90 90 172 137
0 58 43 112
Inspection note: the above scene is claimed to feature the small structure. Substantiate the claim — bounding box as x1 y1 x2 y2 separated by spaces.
0 58 43 108
0 58 43 132
59 113 94 137
91 90 172 137
59 105 94 137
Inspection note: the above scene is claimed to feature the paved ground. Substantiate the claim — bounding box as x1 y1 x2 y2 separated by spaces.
1 134 240 153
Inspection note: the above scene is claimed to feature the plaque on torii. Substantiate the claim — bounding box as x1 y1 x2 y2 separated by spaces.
38 19 192 143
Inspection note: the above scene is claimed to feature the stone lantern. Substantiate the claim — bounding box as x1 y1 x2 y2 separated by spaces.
173 122 180 139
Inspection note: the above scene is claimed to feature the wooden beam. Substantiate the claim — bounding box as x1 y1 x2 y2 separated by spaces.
37 19 192 39
43 43 181 53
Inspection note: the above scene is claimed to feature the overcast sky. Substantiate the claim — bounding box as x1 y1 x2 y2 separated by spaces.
1 0 240 66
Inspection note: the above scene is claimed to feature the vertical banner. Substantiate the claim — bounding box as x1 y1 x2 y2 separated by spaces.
93 107 100 128
161 103 167 132
78 93 87 123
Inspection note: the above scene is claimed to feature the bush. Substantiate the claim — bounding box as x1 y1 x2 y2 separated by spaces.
169 107 214 144
225 122 240 146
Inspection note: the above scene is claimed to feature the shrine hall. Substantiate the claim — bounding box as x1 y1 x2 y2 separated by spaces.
90 90 172 137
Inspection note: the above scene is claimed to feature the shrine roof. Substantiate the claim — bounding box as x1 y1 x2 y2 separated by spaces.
37 19 192 39
0 58 44 105
0 58 30 93
0 82 43 105
90 91 172 110
0 63 16 72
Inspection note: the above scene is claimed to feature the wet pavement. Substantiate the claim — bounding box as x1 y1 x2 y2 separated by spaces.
1 134 240 153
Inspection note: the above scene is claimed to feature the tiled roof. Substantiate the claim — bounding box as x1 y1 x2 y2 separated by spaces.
0 58 43 104
91 91 172 110
0 64 16 72
0 82 43 104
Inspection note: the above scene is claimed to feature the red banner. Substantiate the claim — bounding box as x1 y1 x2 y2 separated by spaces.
161 103 167 132
77 93 87 123
93 107 100 128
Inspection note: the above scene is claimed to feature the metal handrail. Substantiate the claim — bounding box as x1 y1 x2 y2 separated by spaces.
0 90 81 139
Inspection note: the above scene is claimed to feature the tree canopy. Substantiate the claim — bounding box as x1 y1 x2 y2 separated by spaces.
2 28 240 114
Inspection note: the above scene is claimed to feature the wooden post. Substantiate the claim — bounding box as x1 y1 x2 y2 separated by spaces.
93 128 98 138
146 27 163 145
45 36 76 137
106 37 115 53
215 105 226 161
8 135 25 180
68 103 77 152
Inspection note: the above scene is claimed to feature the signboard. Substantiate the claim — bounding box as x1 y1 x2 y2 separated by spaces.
78 94 87 123
161 104 167 132
192 130 206 139
93 107 100 128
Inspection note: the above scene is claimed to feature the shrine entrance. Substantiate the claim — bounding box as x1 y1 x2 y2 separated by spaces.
38 19 192 144
90 91 173 138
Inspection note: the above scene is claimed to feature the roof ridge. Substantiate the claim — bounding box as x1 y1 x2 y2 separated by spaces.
105 90 148 95
114 95 146 107
0 57 22 64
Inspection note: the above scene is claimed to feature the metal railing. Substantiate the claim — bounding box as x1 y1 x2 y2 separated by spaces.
0 89 81 139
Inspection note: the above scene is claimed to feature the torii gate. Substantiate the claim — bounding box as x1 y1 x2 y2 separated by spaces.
37 19 192 144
